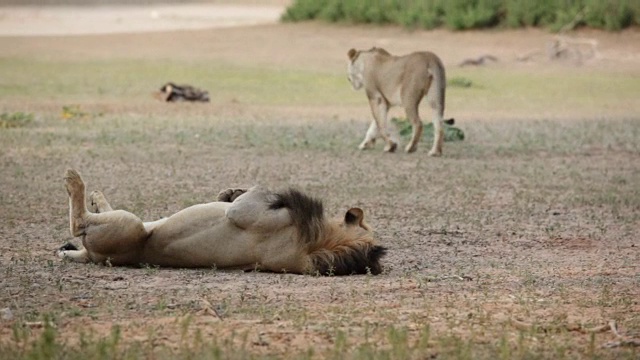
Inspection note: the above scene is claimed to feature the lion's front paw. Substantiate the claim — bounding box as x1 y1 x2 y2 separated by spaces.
217 188 248 202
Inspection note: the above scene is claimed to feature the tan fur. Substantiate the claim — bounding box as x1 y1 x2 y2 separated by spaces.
347 47 451 156
58 169 386 275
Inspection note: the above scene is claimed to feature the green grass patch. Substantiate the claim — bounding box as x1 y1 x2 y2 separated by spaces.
446 67 640 116
6 316 638 360
1 58 639 119
0 58 360 106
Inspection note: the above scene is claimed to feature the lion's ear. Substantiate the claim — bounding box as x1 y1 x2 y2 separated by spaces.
344 207 364 226
347 48 357 60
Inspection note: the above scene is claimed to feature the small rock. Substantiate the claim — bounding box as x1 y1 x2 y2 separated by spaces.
1 308 13 321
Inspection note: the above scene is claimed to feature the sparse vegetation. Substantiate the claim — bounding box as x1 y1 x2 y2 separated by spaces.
283 0 640 31
448 76 473 88
391 117 465 142
0 112 33 128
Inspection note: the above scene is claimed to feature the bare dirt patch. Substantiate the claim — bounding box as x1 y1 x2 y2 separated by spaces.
0 2 286 36
0 5 639 359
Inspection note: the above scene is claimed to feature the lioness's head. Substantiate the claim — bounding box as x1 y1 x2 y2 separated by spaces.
347 48 365 90
347 47 391 90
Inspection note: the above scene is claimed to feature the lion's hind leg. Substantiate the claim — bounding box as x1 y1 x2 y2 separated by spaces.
63 169 148 266
65 169 90 237
89 190 114 213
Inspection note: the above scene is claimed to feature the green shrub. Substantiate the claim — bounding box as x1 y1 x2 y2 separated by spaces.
443 0 503 30
391 117 465 142
281 0 327 22
317 1 343 23
283 0 639 31
504 0 555 27
583 0 635 30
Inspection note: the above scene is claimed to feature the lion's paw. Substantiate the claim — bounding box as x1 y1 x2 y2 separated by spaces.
56 243 78 259
217 188 248 203
64 169 85 195
89 190 108 212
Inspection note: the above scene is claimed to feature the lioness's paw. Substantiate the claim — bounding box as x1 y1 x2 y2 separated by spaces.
427 149 442 157
405 143 418 153
384 142 398 153
217 188 248 202
64 169 85 195
358 139 376 150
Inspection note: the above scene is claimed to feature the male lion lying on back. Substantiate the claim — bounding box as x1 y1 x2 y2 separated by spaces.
347 47 453 156
57 169 386 275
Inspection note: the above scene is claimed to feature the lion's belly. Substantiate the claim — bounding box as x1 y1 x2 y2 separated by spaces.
140 202 259 268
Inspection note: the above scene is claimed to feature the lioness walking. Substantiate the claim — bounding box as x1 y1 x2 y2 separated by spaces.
347 47 453 156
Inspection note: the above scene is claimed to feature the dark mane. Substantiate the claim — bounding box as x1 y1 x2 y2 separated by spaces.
269 188 387 276
269 188 325 244
312 244 387 276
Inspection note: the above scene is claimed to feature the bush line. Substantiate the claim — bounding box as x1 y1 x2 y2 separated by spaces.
282 0 639 31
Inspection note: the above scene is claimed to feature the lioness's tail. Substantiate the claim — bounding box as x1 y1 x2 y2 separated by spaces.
427 54 447 119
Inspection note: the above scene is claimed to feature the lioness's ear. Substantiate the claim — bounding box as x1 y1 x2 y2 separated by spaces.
347 48 357 61
344 207 364 226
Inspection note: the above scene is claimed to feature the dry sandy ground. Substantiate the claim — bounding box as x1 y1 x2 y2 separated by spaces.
1 3 639 359
0 3 286 36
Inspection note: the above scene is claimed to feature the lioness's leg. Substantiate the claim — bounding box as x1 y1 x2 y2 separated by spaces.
403 99 423 153
358 120 378 150
367 97 397 152
89 190 114 213
427 101 445 157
